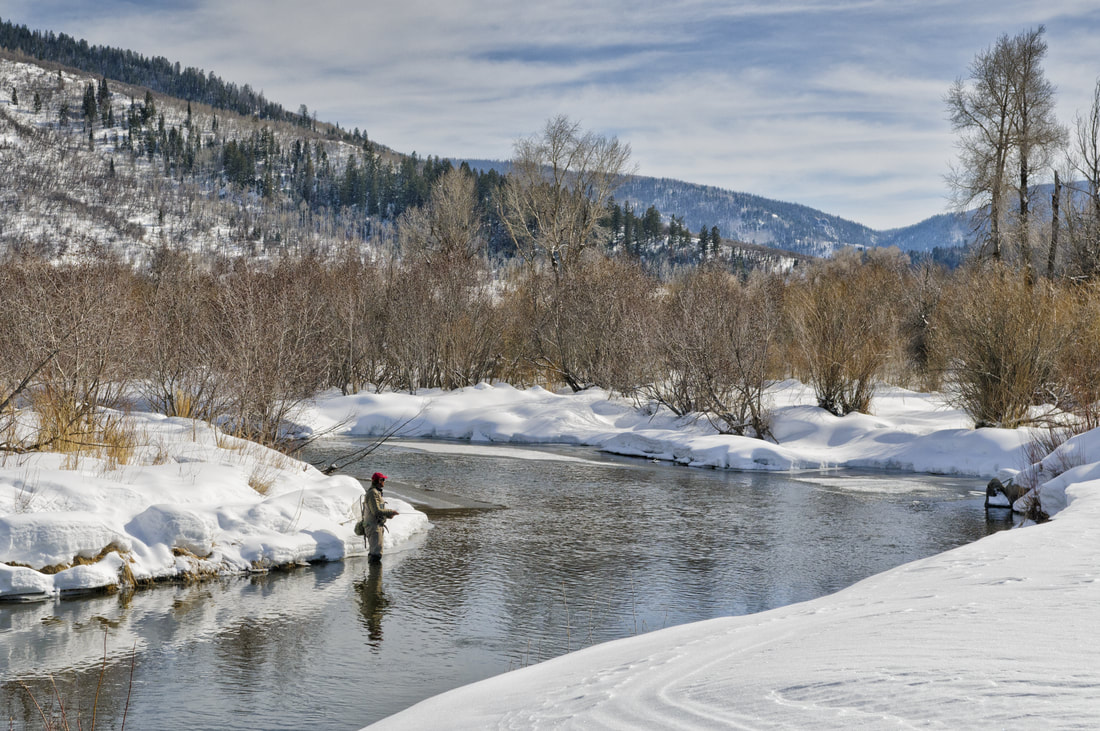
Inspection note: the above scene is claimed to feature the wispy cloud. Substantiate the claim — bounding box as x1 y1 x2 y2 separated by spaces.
7 0 1100 228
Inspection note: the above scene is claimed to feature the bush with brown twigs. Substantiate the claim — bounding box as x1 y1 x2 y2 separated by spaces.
934 262 1070 429
646 267 782 437
786 249 904 416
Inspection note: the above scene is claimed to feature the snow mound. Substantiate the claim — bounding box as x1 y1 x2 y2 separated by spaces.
304 381 1030 477
0 412 428 599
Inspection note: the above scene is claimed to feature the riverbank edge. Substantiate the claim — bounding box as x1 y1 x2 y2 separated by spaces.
365 427 1100 729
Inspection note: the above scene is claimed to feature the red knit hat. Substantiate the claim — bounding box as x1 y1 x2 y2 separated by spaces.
371 472 387 482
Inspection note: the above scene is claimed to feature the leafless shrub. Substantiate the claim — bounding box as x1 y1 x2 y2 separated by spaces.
895 262 949 391
1 257 138 451
786 250 903 416
382 169 507 391
134 248 227 421
647 267 781 438
1052 280 1100 430
211 258 329 447
934 261 1069 428
0 256 141 464
521 252 658 393
318 251 390 394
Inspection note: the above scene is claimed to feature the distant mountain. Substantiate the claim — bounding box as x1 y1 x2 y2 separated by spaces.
876 212 973 253
461 160 972 256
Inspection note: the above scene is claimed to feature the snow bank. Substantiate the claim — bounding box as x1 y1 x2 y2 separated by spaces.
0 412 427 600
368 425 1100 730
305 381 1030 477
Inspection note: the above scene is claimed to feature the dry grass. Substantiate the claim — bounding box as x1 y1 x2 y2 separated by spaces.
29 385 97 455
23 387 140 470
20 542 130 576
247 464 276 495
100 414 138 469
169 388 199 420
245 446 291 495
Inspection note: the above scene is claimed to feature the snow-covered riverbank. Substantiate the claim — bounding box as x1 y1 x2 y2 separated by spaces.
6 380 1096 728
305 380 1030 477
312 383 1095 729
0 412 427 600
1 381 1032 600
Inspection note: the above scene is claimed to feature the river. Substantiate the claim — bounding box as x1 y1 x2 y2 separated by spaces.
1 439 1010 729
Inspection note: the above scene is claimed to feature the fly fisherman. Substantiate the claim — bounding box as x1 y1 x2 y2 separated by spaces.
363 472 399 563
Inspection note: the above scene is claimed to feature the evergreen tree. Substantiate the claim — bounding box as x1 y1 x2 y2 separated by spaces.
10 86 16 106
82 82 97 127
642 205 661 244
606 200 623 245
33 91 41 114
142 90 155 123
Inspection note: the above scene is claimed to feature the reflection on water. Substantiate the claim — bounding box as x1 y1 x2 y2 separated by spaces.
1 440 1011 729
355 562 389 646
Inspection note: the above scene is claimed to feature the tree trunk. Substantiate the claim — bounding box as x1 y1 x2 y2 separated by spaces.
1048 170 1060 278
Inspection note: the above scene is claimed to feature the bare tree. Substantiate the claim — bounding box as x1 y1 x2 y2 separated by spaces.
1067 77 1100 277
498 117 633 391
500 116 632 279
947 36 1016 259
399 167 486 268
1007 26 1066 281
947 26 1065 270
388 169 502 391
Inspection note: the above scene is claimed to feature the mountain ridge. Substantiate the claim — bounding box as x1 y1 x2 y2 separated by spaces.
0 16 974 266
460 158 972 256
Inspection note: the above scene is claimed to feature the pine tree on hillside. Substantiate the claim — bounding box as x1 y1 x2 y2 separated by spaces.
142 90 155 124
82 82 97 128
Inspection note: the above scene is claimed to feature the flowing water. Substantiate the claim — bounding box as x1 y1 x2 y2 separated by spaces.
1 439 1010 729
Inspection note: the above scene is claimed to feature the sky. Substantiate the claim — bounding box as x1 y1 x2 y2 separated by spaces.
4 1 1100 229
